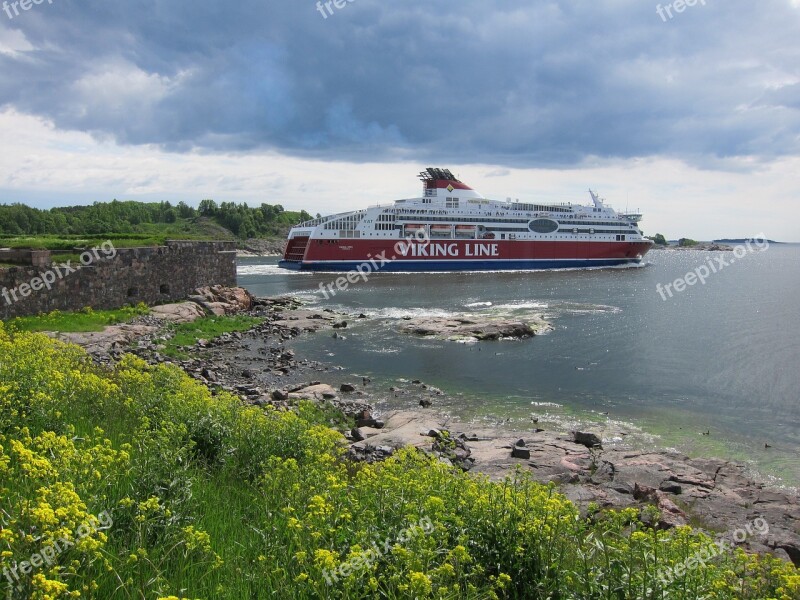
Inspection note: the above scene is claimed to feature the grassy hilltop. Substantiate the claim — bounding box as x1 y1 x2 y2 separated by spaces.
0 199 312 249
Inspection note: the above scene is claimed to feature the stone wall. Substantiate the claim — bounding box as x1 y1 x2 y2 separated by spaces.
0 248 51 268
0 241 237 319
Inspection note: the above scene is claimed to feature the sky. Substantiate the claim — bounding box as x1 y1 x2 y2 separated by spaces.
0 0 799 241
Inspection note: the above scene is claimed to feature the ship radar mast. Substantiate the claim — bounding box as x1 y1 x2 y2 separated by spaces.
589 189 604 209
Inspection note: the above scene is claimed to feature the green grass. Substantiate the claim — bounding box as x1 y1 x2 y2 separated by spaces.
0 231 230 252
4 304 150 333
163 315 265 357
4 309 265 355
296 400 356 432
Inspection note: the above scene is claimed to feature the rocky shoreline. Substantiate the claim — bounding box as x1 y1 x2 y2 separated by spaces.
236 238 286 257
52 288 799 566
651 243 734 252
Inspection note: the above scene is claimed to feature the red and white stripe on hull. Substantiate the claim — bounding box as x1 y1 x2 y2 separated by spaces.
301 239 651 262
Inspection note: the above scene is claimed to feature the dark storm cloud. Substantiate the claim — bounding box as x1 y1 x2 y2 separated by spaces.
1 0 798 165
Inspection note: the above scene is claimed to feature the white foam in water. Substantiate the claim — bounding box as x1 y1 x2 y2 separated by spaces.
359 307 458 319
237 264 312 276
493 301 550 310
293 292 321 304
236 262 648 277
465 301 493 307
557 303 622 315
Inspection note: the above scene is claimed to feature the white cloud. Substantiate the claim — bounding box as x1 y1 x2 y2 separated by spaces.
0 22 34 58
1 109 798 241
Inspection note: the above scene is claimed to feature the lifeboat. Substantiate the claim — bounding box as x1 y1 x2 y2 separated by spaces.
430 225 452 237
404 224 426 235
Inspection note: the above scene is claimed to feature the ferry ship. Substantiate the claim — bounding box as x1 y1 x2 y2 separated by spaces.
279 168 653 272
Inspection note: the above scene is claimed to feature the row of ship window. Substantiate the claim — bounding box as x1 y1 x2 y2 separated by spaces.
324 217 365 230
367 223 635 233
563 229 630 234
558 220 631 227
322 216 636 234
304 207 618 228
510 203 572 213
396 215 531 224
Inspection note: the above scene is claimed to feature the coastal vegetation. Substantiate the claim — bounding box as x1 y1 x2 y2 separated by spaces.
1 324 798 599
647 233 668 246
5 304 150 333
162 315 265 358
0 199 312 242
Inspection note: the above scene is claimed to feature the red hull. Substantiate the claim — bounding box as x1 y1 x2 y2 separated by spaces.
299 239 651 262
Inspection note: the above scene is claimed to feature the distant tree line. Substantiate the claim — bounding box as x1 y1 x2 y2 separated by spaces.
196 199 312 238
0 199 312 239
647 233 668 245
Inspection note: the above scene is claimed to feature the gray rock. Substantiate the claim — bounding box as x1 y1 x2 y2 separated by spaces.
512 447 531 459
659 480 683 495
590 461 616 484
353 427 382 440
607 481 634 495
150 302 206 323
356 414 384 428
400 316 552 341
573 431 603 449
